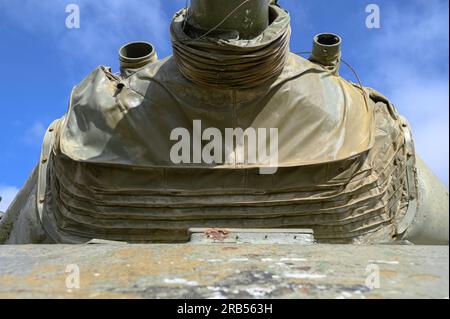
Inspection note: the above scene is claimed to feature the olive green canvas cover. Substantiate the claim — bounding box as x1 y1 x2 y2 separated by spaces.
0 5 414 244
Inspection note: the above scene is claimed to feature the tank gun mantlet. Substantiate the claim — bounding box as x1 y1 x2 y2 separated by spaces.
59 54 374 170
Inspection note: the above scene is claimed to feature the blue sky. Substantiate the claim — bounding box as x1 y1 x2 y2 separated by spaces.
0 0 448 211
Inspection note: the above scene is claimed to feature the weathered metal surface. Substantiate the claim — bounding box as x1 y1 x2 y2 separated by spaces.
310 33 342 75
189 228 315 244
119 41 158 77
403 157 450 245
0 244 448 299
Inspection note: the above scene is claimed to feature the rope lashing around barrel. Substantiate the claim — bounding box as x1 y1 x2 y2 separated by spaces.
171 4 290 89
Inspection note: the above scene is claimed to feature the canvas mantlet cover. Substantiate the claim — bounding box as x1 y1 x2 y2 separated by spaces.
0 5 418 244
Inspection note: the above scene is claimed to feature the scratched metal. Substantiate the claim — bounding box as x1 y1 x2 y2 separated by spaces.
189 228 315 245
0 244 448 299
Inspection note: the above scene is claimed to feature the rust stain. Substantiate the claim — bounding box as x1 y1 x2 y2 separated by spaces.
204 228 229 241
380 270 398 278
111 246 231 286
410 274 440 281
0 245 447 299
222 246 239 251
299 287 310 294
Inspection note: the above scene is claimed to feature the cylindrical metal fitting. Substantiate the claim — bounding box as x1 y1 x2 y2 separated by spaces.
186 0 270 40
119 41 157 77
311 33 342 66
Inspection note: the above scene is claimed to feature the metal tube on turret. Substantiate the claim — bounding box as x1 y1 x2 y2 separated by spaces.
119 41 157 77
310 33 342 75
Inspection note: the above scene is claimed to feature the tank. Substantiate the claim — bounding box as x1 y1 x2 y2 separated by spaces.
0 197 4 220
0 0 448 299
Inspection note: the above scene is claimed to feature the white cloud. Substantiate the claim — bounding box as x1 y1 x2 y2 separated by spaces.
0 0 171 68
22 121 47 146
0 185 19 212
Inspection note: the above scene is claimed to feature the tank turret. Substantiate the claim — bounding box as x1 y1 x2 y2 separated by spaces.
0 0 448 246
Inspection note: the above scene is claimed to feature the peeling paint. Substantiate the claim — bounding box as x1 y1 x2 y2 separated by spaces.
0 244 447 299
207 259 223 263
284 273 327 279
164 278 199 286
245 287 276 298
280 258 307 262
369 260 400 265
229 258 249 262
